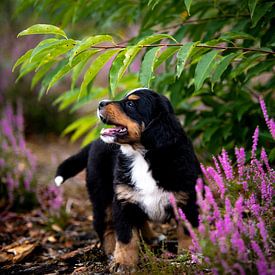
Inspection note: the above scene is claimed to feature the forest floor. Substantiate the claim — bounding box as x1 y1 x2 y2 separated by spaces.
0 136 191 274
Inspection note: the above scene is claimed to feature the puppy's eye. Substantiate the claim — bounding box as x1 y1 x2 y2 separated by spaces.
126 101 135 108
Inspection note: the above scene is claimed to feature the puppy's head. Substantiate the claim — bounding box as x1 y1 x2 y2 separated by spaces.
98 88 178 146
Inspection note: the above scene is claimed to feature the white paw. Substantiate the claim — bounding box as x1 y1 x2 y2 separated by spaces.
54 176 63 186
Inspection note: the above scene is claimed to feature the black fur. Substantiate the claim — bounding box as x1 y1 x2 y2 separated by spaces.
55 88 201 257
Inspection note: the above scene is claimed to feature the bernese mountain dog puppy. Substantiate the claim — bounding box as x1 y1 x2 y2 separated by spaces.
55 88 201 271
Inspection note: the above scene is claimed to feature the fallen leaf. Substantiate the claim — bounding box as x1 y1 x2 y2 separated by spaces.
0 239 38 264
47 236 57 243
51 224 62 232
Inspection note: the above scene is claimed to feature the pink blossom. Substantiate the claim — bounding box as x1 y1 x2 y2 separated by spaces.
218 149 234 180
204 185 221 220
212 156 222 175
233 263 245 275
178 208 201 251
231 231 247 261
251 241 268 274
206 167 226 198
251 126 259 159
260 148 270 171
257 218 269 253
169 193 179 220
235 147 246 179
259 96 275 139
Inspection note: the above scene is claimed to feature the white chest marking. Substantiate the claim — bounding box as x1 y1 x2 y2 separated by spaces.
120 145 171 222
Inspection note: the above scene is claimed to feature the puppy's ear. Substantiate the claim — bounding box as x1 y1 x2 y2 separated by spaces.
141 112 184 149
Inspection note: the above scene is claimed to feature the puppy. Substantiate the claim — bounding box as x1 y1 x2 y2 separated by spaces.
55 88 201 271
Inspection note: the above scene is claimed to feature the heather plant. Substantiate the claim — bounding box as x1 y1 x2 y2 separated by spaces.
171 97 275 274
0 104 66 218
37 183 69 229
0 104 37 210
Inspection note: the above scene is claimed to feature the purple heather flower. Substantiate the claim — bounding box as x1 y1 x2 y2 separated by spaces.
218 149 234 181
260 148 271 171
251 126 259 160
178 208 200 251
169 193 179 220
247 220 256 240
233 263 245 275
211 268 219 275
212 156 222 175
218 236 228 254
0 158 5 167
223 197 233 234
246 193 260 217
251 241 268 274
257 218 269 253
231 231 247 261
204 185 221 220
195 178 209 213
235 147 246 180
259 96 275 139
200 163 211 182
206 167 226 198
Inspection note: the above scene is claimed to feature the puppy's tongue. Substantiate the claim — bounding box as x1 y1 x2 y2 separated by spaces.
100 126 127 137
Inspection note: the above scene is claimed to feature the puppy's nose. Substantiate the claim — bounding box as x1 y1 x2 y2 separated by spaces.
98 100 110 109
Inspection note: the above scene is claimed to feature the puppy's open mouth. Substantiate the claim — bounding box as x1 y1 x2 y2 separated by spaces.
100 125 128 138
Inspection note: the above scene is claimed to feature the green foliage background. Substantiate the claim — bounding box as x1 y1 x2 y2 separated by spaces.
13 0 275 160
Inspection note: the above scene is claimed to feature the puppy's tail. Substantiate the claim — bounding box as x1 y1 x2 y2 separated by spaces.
54 143 91 186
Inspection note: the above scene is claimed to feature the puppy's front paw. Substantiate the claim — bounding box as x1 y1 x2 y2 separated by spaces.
109 261 136 274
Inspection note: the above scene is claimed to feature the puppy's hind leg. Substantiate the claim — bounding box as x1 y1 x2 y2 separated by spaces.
92 203 116 257
102 206 116 256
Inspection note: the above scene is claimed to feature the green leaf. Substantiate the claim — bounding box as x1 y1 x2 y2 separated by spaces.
154 46 180 69
137 33 177 46
109 47 140 95
12 49 33 72
63 116 96 135
80 49 119 94
82 127 101 146
47 49 98 92
69 35 114 65
16 61 39 82
245 60 273 82
230 53 262 79
184 0 192 15
54 89 80 111
148 0 161 9
31 61 55 89
176 41 199 78
18 24 68 39
31 39 75 65
221 32 256 41
71 60 87 90
36 40 76 70
194 50 219 91
71 88 108 112
251 2 274 28
248 0 259 18
29 38 60 62
139 47 161 88
212 53 239 83
71 117 97 142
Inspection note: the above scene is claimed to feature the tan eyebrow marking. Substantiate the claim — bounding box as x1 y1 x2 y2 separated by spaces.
128 94 140 100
